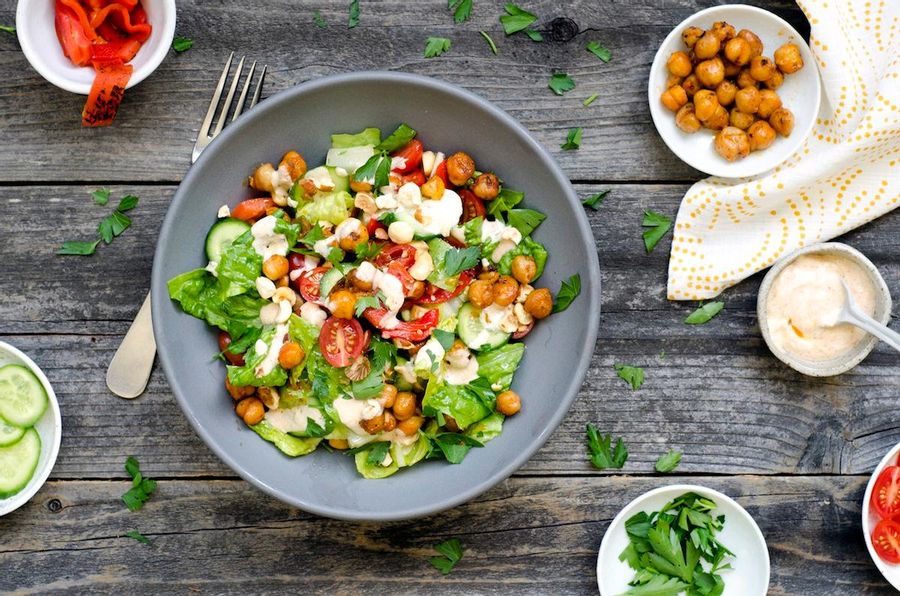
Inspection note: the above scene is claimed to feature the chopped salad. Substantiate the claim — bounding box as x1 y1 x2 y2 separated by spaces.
168 124 575 478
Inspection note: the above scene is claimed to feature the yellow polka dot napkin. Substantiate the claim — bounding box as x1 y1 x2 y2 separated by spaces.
667 0 900 301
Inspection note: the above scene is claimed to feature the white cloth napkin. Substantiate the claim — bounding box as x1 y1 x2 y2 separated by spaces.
667 0 900 301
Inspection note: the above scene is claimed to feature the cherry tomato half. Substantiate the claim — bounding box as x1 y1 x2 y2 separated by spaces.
366 218 387 238
231 198 274 222
293 266 328 304
873 519 900 564
319 316 365 368
401 170 427 186
459 189 486 224
417 270 475 304
872 466 900 521
364 308 439 343
512 321 534 340
433 160 450 186
391 139 423 174
374 244 416 268
217 331 245 366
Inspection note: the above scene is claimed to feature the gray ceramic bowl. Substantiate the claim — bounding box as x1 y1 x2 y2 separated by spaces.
151 71 601 521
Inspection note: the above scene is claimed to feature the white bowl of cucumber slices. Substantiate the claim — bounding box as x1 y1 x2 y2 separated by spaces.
0 341 61 516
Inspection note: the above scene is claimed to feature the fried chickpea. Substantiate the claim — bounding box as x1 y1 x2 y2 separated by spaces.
383 411 397 432
765 70 785 90
256 386 278 409
769 107 795 136
681 74 702 98
329 290 357 319
443 416 461 433
667 51 693 78
262 255 290 281
694 32 721 59
249 163 276 192
408 281 425 300
496 390 522 416
468 279 495 308
702 105 730 131
360 413 385 435
393 392 417 421
749 56 776 81
472 173 500 200
420 175 445 200
523 288 553 319
226 376 255 400
695 58 725 88
349 177 373 193
714 126 751 161
397 415 424 436
748 120 777 151
737 29 763 57
722 59 741 78
328 438 349 450
774 43 804 74
492 275 519 307
716 80 738 106
337 220 369 251
275 276 289 288
279 151 307 180
666 74 683 89
693 90 719 122
511 255 537 284
478 270 499 283
682 26 704 49
757 89 783 119
675 103 702 133
278 342 305 369
446 151 475 186
724 37 752 65
661 85 688 112
734 86 761 114
378 384 398 409
736 68 758 89
710 21 736 42
729 109 756 130
236 397 265 426
348 268 373 291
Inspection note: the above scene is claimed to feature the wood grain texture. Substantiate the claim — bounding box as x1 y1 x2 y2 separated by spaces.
0 476 891 594
0 0 808 183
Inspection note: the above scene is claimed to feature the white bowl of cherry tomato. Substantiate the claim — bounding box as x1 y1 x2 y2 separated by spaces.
862 442 900 589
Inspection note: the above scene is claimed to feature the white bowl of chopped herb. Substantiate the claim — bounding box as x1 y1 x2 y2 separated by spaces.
597 484 770 595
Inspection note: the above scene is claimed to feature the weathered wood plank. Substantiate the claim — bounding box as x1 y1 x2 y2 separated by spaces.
0 476 890 594
0 0 808 183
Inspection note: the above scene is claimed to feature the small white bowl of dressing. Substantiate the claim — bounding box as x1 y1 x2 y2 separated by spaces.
758 242 892 377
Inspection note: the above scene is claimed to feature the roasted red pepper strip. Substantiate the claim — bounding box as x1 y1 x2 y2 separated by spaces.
416 270 475 305
91 38 142 62
364 308 439 343
59 0 98 40
89 3 151 42
82 59 133 127
55 0 93 67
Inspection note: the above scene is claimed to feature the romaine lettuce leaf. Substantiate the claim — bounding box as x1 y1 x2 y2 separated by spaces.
391 433 431 468
497 236 548 280
297 190 354 225
422 378 492 429
331 127 381 148
250 420 320 457
465 412 505 443
475 343 525 391
226 325 289 387
462 217 483 246
167 268 265 339
354 449 399 479
216 232 262 298
287 314 321 384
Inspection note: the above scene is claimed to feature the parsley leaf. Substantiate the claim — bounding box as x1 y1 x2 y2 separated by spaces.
583 93 598 107
614 363 644 390
586 40 612 62
57 240 100 256
117 195 139 212
0 24 15 33
366 441 391 465
98 210 132 244
655 449 683 473
125 530 151 545
429 538 465 574
326 246 345 265
91 188 110 205
582 189 609 210
586 424 628 470
624 574 689 595
122 456 157 512
377 123 416 152
433 433 483 464
172 36 193 53
684 302 724 325
642 210 672 253
425 36 452 58
354 292 385 317
432 329 456 351
355 153 391 187
370 337 397 372
548 72 575 96
354 241 382 261
552 274 581 313
298 224 326 247
348 0 360 28
313 10 327 28
561 127 582 150
507 208 545 236
480 31 498 54
524 29 542 41
500 3 537 35
443 246 481 277
448 0 473 23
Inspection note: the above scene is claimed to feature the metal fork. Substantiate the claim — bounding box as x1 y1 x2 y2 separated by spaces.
106 54 267 399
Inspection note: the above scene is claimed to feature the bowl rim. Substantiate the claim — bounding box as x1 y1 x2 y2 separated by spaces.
861 442 900 590
0 340 62 517
151 70 602 520
596 483 771 594
756 242 892 377
647 3 822 179
15 0 177 95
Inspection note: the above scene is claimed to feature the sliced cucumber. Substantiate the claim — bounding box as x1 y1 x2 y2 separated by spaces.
0 419 25 447
325 166 350 193
0 428 41 498
0 365 48 428
205 218 251 262
457 303 510 351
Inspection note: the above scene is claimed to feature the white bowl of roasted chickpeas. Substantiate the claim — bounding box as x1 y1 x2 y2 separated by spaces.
649 4 821 178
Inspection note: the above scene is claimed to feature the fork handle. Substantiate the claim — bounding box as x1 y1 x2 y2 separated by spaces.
106 293 157 398
841 307 900 354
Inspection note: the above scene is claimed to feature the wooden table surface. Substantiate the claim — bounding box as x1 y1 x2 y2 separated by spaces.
1 1 898 593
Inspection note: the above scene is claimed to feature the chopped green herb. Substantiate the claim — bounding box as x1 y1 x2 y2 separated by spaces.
552 274 581 313
376 123 416 152
583 93 599 107
642 210 672 253
685 302 724 325
355 152 391 189
443 246 481 277
500 3 537 35
355 292 385 317
614 363 644 390
0 24 16 33
122 456 157 512
354 240 383 261
507 208 545 236
524 28 542 42
424 36 452 58
561 127 582 150
365 441 392 465
313 10 327 28
582 189 609 210
172 36 193 53
586 40 612 62
117 195 139 212
432 329 456 351
433 433 483 464
655 449 683 473
448 0 473 23
429 538 465 574
326 246 345 265
57 240 100 256
548 72 575 96
348 0 360 28
125 530 151 545
98 210 131 244
586 424 628 470
479 30 498 54
91 188 111 206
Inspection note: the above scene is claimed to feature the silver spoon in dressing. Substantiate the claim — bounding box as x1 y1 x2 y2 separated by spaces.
832 280 900 354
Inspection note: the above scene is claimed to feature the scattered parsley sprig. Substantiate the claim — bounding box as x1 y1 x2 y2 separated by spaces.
172 36 194 53
430 538 466 574
59 191 140 256
122 456 157 512
582 190 609 210
586 424 628 470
